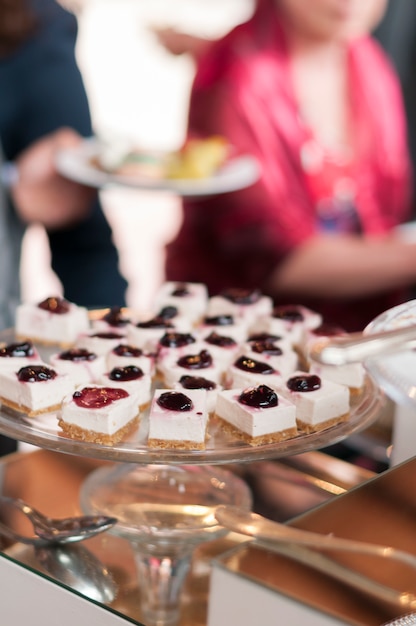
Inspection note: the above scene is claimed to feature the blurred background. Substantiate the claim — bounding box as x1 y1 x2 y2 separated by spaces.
20 0 254 312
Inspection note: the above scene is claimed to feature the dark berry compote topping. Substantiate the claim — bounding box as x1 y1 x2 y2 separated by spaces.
179 375 216 390
239 385 278 408
177 350 212 370
91 332 124 340
38 296 70 315
157 391 193 412
203 315 234 327
73 386 128 408
159 332 196 348
287 374 321 392
59 348 96 362
113 344 143 357
250 340 283 356
204 332 237 348
248 332 283 343
272 305 304 322
234 356 275 375
157 306 178 320
101 306 130 327
171 283 191 297
220 287 261 305
109 365 144 381
17 365 57 382
136 316 173 329
0 341 34 358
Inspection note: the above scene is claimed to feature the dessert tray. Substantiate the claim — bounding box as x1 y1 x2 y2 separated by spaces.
55 138 260 197
0 328 383 465
364 299 416 409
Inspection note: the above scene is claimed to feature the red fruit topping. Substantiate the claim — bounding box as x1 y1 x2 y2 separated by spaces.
73 386 128 408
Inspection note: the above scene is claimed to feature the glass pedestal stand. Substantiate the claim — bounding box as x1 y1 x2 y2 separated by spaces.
80 463 252 626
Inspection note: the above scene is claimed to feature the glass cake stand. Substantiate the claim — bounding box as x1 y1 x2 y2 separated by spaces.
0 325 386 625
80 463 252 626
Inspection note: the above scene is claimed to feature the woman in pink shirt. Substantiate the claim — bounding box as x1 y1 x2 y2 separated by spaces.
165 0 415 331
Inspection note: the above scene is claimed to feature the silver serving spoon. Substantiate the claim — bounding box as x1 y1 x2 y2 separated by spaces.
309 325 416 365
215 505 416 610
34 544 117 604
0 496 117 546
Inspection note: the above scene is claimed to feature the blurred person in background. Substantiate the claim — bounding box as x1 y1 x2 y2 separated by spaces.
161 0 415 332
0 0 128 456
0 0 128 313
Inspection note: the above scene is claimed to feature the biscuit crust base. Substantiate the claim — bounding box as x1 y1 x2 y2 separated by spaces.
15 333 74 349
147 437 206 451
215 415 298 447
297 412 349 434
0 397 62 417
58 415 139 445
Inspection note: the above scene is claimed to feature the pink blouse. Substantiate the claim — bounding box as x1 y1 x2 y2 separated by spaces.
166 0 411 331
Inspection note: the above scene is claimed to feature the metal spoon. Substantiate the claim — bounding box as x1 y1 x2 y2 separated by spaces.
215 505 416 610
309 325 416 365
0 496 117 546
34 544 117 604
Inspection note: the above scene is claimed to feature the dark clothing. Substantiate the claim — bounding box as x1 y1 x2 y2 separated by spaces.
0 0 127 309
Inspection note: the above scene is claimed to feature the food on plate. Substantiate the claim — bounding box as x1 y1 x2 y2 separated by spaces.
225 355 284 391
215 384 297 446
4 282 356 449
59 385 140 444
49 348 107 386
106 343 155 377
153 281 208 323
94 135 229 181
15 296 89 347
165 135 229 179
276 372 350 434
0 341 41 370
174 374 222 415
147 389 209 450
0 364 74 416
98 365 152 409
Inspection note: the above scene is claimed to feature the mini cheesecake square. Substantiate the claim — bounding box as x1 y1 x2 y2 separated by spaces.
277 371 350 433
159 349 223 387
106 343 156 376
98 366 152 409
225 355 284 391
59 385 140 445
237 340 299 378
206 288 273 324
90 306 131 334
255 305 322 348
173 375 222 415
215 385 297 446
0 364 75 416
153 281 208 323
197 314 249 344
0 341 41 371
148 388 208 450
50 349 107 386
127 315 190 352
16 297 90 347
75 331 125 356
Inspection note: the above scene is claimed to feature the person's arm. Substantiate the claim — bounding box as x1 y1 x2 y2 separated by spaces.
10 128 95 230
267 232 416 298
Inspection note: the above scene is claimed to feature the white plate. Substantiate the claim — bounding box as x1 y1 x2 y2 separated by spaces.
55 138 260 197
364 299 416 408
394 221 416 243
